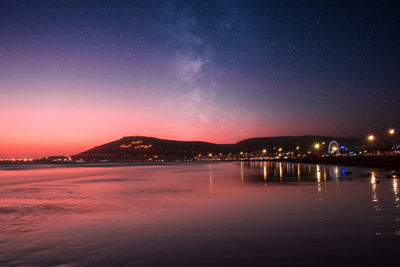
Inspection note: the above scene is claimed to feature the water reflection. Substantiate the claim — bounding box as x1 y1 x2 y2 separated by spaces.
263 163 267 181
208 164 214 192
393 178 400 236
316 165 321 192
393 179 399 208
239 161 351 183
297 163 301 181
0 162 399 266
240 161 244 183
370 171 381 229
371 171 378 203
334 166 339 179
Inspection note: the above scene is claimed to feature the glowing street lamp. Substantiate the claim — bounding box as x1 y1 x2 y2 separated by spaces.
367 135 375 142
262 149 267 154
367 134 376 155
389 129 395 135
314 143 320 159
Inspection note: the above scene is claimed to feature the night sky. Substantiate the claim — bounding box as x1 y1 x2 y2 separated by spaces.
0 0 399 157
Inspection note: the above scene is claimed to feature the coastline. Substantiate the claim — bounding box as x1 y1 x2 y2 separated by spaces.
1 156 400 171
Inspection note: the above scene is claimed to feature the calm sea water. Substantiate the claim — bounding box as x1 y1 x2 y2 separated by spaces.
0 162 399 266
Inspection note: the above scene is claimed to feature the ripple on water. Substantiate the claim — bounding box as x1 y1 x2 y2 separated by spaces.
73 178 152 184
0 204 78 233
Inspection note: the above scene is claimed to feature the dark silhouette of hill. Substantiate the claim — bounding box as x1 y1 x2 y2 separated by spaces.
74 135 362 161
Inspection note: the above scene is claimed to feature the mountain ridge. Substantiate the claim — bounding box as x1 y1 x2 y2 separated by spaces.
74 135 362 161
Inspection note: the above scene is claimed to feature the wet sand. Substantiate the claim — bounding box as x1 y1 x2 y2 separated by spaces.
0 162 399 266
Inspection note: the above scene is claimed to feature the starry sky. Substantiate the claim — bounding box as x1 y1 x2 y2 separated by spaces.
0 0 399 158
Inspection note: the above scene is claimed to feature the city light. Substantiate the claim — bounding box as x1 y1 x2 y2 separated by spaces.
368 135 375 141
314 143 320 149
389 128 395 135
262 149 267 154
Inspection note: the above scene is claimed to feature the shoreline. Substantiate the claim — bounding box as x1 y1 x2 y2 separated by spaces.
1 156 399 170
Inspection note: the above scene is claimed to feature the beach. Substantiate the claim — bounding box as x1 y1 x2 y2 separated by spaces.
0 162 399 266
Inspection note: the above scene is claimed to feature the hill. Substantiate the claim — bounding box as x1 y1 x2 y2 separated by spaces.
73 135 362 161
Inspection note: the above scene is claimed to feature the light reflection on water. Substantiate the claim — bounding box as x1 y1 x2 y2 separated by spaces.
239 161 352 183
0 162 400 266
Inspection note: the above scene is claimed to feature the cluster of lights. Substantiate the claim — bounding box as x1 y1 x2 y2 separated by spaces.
367 128 396 142
2 129 396 163
0 158 34 162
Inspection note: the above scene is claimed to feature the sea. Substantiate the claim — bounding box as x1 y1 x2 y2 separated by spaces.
0 161 399 266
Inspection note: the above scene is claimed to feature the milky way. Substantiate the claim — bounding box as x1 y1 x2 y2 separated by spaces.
0 0 398 157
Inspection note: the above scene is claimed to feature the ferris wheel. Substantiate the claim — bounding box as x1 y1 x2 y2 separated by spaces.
328 141 339 154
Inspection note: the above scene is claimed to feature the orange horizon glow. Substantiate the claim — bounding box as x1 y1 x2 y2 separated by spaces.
0 88 337 158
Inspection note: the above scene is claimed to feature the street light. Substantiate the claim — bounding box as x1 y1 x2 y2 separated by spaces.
367 135 375 142
389 129 395 135
367 134 376 156
262 149 267 154
314 143 320 159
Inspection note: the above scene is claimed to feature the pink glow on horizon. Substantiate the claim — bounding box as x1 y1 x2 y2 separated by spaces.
0 102 306 158
0 79 330 158
0 95 330 158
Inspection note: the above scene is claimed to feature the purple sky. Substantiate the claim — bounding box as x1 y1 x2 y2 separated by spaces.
0 0 398 157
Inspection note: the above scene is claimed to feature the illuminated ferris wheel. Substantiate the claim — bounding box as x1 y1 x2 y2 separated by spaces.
328 141 339 154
